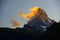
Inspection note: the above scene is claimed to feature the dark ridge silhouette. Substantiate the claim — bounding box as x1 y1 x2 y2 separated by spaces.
0 22 60 40
44 22 60 40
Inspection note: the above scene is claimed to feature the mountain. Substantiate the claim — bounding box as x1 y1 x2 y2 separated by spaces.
0 6 60 39
18 6 56 33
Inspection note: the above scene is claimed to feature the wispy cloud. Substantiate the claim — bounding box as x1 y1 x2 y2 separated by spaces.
9 17 21 27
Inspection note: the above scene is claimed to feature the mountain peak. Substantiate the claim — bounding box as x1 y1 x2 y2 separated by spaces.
22 7 56 32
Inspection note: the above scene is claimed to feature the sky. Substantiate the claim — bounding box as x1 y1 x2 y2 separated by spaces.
0 0 60 28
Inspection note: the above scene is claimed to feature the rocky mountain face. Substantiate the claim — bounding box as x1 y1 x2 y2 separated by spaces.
24 17 55 33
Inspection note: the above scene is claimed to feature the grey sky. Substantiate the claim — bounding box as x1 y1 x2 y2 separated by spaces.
0 0 60 28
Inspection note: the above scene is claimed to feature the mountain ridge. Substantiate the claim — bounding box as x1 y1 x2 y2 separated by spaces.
0 22 60 40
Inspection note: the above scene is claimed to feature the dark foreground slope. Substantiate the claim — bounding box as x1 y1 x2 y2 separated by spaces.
45 22 60 40
0 28 43 40
37 22 60 40
0 22 60 40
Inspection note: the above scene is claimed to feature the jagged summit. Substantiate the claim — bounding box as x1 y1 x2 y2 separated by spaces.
21 7 56 32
